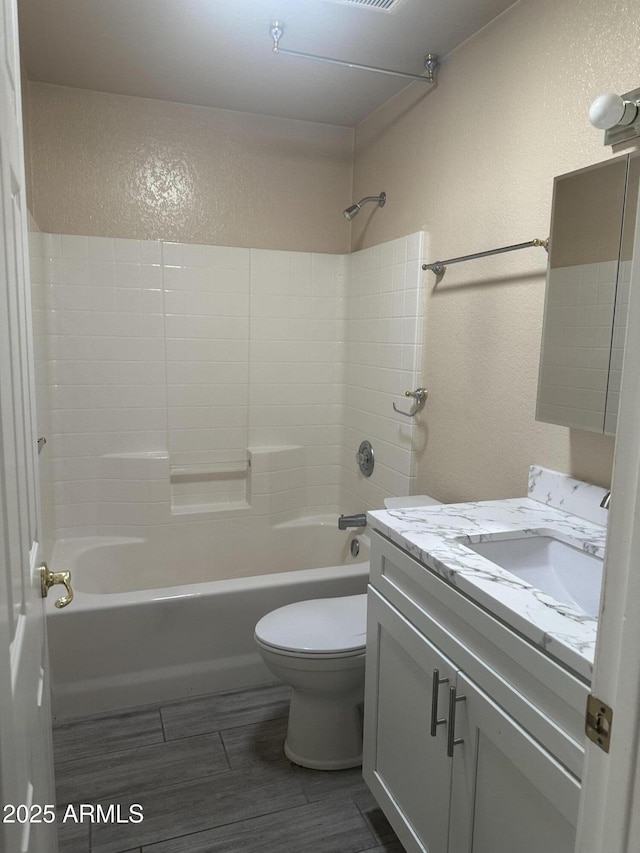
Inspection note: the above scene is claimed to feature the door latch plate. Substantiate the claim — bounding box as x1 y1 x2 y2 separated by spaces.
585 693 613 753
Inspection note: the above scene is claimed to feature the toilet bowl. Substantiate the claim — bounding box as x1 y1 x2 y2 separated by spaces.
255 496 442 770
254 593 367 770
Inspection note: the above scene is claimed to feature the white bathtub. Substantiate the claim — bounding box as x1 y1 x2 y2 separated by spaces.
47 517 369 719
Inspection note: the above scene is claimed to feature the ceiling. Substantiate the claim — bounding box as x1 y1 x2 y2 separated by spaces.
18 0 517 127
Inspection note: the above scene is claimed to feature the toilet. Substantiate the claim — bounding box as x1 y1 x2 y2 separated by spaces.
255 496 441 770
254 594 367 770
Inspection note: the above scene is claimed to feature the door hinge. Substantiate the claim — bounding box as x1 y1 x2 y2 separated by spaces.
585 694 613 753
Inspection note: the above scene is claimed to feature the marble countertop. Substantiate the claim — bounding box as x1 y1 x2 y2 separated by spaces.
367 467 608 681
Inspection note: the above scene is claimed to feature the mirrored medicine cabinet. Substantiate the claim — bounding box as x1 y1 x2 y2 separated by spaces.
536 151 640 435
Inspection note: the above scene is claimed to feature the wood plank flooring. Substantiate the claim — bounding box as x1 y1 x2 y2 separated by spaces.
53 683 406 853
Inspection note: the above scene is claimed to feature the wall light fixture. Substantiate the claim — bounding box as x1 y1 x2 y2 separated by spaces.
589 87 640 146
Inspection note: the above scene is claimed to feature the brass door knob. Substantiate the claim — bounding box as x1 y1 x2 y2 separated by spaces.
40 563 74 608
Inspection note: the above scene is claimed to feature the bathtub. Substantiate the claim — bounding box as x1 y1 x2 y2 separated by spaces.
46 517 369 719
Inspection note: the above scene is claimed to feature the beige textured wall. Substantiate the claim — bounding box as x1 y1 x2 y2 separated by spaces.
26 83 353 253
351 0 640 502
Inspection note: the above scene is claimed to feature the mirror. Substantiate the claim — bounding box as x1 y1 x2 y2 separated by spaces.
536 152 639 435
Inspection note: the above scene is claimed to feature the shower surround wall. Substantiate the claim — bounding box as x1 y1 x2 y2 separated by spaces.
31 231 425 543
342 232 425 512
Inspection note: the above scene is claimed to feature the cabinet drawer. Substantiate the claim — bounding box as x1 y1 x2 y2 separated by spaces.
370 529 588 778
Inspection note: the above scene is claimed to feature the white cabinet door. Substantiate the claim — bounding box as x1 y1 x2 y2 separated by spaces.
449 672 580 853
364 588 456 853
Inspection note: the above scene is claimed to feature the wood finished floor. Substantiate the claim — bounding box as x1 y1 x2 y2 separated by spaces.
53 683 406 853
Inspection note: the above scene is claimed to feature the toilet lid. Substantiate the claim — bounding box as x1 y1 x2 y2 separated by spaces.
255 594 367 654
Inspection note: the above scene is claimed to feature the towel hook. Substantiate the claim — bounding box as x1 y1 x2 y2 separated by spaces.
393 388 427 418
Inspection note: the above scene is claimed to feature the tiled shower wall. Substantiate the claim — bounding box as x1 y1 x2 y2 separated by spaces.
30 231 425 542
341 233 426 512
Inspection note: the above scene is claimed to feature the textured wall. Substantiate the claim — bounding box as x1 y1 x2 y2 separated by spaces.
351 0 640 502
26 83 354 253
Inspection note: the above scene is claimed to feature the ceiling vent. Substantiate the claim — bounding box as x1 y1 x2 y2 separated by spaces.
324 0 407 12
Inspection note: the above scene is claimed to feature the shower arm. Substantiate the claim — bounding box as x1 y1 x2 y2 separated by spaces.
354 196 385 207
270 24 438 85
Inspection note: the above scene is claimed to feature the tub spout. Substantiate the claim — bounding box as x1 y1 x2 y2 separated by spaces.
338 513 367 530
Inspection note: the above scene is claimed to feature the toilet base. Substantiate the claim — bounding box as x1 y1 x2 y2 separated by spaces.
282 682 364 770
284 740 362 771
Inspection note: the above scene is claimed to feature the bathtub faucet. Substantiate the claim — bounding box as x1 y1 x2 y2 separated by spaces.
338 513 367 530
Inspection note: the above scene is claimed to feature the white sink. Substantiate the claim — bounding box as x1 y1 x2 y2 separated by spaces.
464 534 603 617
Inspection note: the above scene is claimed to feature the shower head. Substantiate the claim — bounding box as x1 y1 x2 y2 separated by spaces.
343 192 386 221
343 203 361 221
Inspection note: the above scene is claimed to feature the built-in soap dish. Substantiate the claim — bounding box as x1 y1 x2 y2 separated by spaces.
170 455 249 515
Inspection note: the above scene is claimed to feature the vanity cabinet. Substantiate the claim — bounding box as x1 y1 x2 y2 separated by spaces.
363 530 586 853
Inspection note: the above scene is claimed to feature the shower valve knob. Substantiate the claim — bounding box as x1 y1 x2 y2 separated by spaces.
356 440 374 477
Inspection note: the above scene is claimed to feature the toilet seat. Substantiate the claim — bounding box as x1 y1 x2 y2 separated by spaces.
254 594 367 656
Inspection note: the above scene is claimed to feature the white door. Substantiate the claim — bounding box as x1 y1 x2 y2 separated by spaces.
574 162 640 850
0 0 57 850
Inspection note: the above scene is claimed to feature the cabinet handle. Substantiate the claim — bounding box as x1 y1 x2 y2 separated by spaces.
447 685 466 757
430 668 449 736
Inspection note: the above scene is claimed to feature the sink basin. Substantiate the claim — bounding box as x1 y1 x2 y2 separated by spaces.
464 535 603 617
